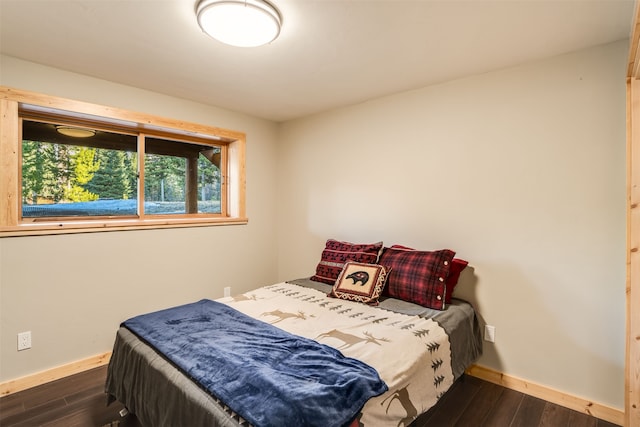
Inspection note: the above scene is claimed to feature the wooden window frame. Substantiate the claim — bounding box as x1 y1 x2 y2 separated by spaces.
0 86 247 237
628 2 640 425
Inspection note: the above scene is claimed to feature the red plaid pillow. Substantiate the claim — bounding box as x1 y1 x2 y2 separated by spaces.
390 245 468 304
379 246 456 310
311 239 383 285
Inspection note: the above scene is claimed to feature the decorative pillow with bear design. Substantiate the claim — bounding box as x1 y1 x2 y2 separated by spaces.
328 262 389 305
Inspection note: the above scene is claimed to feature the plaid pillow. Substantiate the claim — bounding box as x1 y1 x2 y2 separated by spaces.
311 239 383 285
329 262 390 305
379 246 456 310
390 245 468 304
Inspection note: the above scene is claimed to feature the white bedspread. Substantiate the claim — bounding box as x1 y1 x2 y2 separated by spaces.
221 282 453 427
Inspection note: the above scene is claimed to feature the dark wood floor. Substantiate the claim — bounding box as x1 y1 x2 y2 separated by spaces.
0 366 620 427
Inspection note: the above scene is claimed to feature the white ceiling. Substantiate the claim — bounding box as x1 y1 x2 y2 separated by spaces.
0 0 635 122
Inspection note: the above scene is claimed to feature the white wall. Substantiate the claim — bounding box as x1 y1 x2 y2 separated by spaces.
276 41 628 409
0 56 280 381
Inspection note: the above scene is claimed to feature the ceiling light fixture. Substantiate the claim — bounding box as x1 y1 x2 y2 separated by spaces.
196 0 281 48
55 126 96 138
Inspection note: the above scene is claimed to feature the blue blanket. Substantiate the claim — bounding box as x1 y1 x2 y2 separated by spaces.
123 299 388 427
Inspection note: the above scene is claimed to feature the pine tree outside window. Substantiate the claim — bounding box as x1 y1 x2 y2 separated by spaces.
22 121 138 218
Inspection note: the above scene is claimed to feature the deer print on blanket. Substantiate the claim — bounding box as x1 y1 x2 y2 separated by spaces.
381 385 417 427
230 293 258 302
315 330 390 350
261 309 314 324
222 282 454 427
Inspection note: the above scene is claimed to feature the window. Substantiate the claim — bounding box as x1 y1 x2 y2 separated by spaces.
21 122 223 219
21 121 139 218
0 87 247 236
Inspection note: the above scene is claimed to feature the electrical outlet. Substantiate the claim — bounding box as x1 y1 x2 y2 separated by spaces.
17 331 31 351
484 325 496 343
224 287 231 297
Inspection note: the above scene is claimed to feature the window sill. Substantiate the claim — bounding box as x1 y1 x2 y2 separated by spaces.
0 217 249 237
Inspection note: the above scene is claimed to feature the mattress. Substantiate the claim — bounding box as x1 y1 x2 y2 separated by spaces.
105 277 482 426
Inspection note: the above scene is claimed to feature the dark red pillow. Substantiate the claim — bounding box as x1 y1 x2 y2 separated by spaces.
311 239 383 285
445 258 469 303
390 245 468 304
380 246 456 310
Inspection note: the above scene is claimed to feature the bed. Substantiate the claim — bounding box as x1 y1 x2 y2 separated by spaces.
105 242 483 427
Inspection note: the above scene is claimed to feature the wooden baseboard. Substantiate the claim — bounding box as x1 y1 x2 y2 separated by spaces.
466 364 624 426
0 352 111 397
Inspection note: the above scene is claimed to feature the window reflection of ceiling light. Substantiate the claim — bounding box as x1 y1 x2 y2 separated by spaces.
196 0 281 48
55 126 96 138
